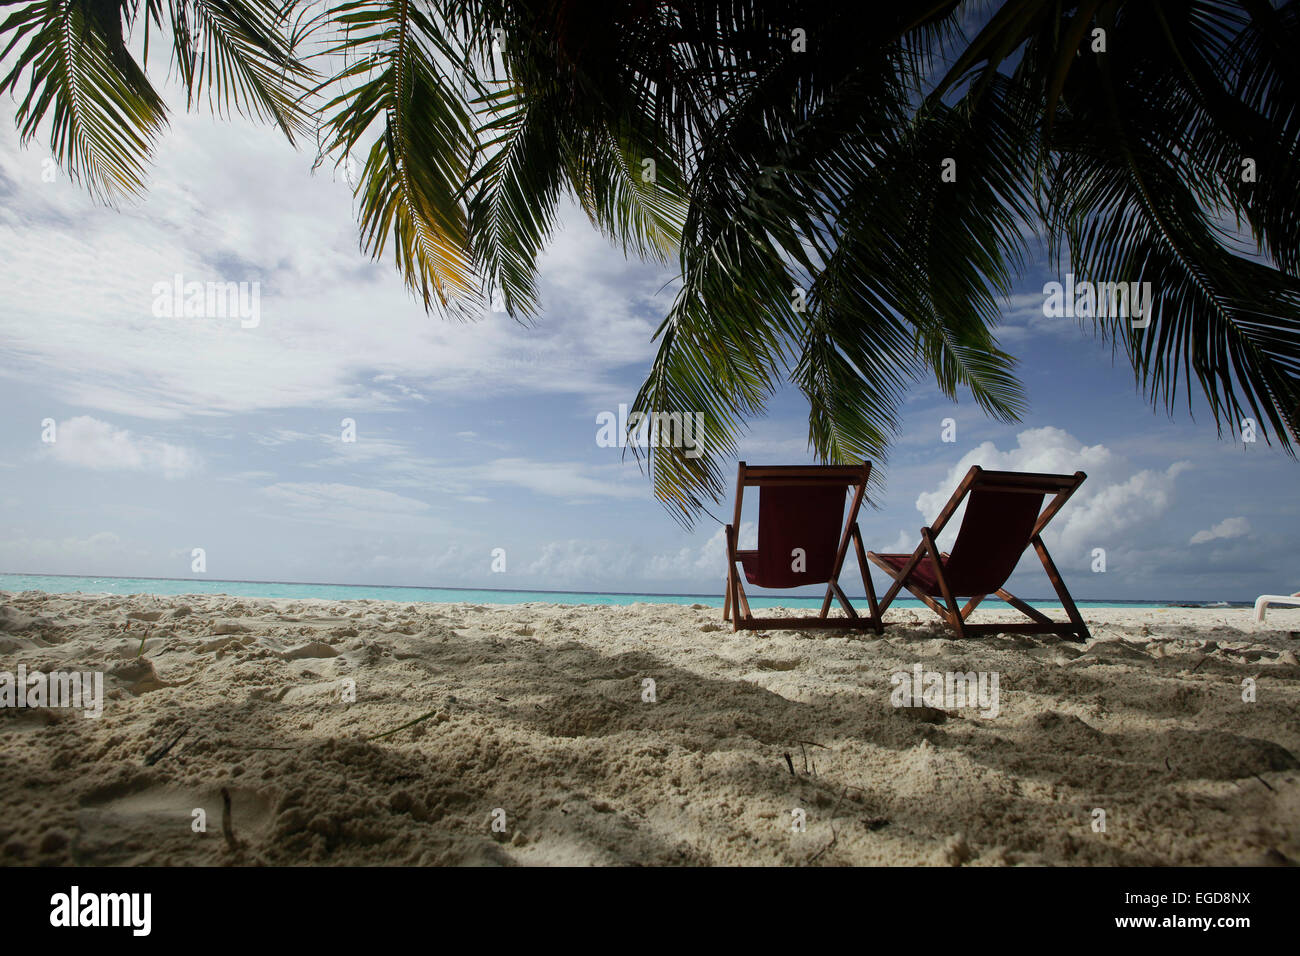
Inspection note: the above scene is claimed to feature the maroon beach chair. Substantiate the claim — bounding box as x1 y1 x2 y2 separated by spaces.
723 462 881 632
867 466 1090 641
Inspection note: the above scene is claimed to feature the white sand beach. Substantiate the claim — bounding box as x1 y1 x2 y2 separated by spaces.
1 590 1297 866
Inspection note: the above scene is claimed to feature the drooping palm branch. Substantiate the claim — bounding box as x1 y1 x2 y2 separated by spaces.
1 0 311 201
935 0 1300 465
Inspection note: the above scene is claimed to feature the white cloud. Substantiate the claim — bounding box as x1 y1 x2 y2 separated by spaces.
42 416 198 479
0 531 143 573
0 110 669 423
479 458 647 501
294 449 654 502
645 521 756 581
1190 516 1251 545
518 522 757 590
259 482 431 516
253 429 316 447
254 481 448 536
874 528 917 555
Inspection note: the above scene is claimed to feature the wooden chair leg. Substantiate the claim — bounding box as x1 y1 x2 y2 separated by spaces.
995 588 1053 624
1032 536 1090 641
732 576 745 631
830 581 858 618
944 599 967 639
734 577 752 627
853 526 883 634
876 576 906 616
960 594 986 620
922 530 965 639
723 573 732 622
725 523 745 632
869 545 925 617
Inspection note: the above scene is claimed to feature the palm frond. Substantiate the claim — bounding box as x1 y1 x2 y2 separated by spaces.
173 0 314 140
566 120 687 265
317 0 481 310
463 82 566 317
1 0 167 200
1034 0 1300 447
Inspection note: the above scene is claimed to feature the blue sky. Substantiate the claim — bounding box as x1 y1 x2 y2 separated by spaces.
1 98 1296 603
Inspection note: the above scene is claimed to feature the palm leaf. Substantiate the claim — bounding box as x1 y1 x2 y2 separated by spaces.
317 0 481 309
1 0 167 200
174 0 313 139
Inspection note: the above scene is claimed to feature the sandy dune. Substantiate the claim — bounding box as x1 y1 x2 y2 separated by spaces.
1 590 1297 866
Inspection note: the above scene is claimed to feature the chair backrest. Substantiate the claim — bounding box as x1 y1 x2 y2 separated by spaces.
734 463 869 589
937 467 1085 596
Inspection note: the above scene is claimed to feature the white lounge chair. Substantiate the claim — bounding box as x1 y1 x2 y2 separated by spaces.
1254 591 1300 622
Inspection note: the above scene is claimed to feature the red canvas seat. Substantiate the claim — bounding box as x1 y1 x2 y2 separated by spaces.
723 462 881 631
867 466 1090 641
739 484 847 588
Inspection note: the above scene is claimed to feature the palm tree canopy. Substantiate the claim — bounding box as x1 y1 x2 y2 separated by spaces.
4 0 1297 525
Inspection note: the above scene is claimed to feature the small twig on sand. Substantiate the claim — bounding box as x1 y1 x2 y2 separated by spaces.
366 707 441 741
241 704 448 752
808 824 838 864
1253 773 1276 793
783 753 796 777
220 787 238 851
143 725 188 766
1189 656 1209 673
807 784 863 863
796 740 828 776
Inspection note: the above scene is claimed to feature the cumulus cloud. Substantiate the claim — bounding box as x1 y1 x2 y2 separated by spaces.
522 540 646 587
42 416 198 479
645 522 756 582
873 528 919 556
1190 516 1251 545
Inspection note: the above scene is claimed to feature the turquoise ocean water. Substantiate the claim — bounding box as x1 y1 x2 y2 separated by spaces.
0 572 1218 610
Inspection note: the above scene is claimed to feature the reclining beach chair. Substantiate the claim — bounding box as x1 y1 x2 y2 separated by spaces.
723 461 881 632
867 466 1090 641
1254 590 1300 622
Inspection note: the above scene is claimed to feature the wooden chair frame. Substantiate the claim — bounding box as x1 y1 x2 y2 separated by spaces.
866 466 1091 642
723 461 882 633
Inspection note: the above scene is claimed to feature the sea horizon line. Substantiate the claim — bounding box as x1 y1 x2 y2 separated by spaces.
0 570 1249 606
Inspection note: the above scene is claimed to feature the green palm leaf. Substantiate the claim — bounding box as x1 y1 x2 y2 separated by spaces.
2 0 167 200
316 0 482 309
173 0 313 139
2 0 312 200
